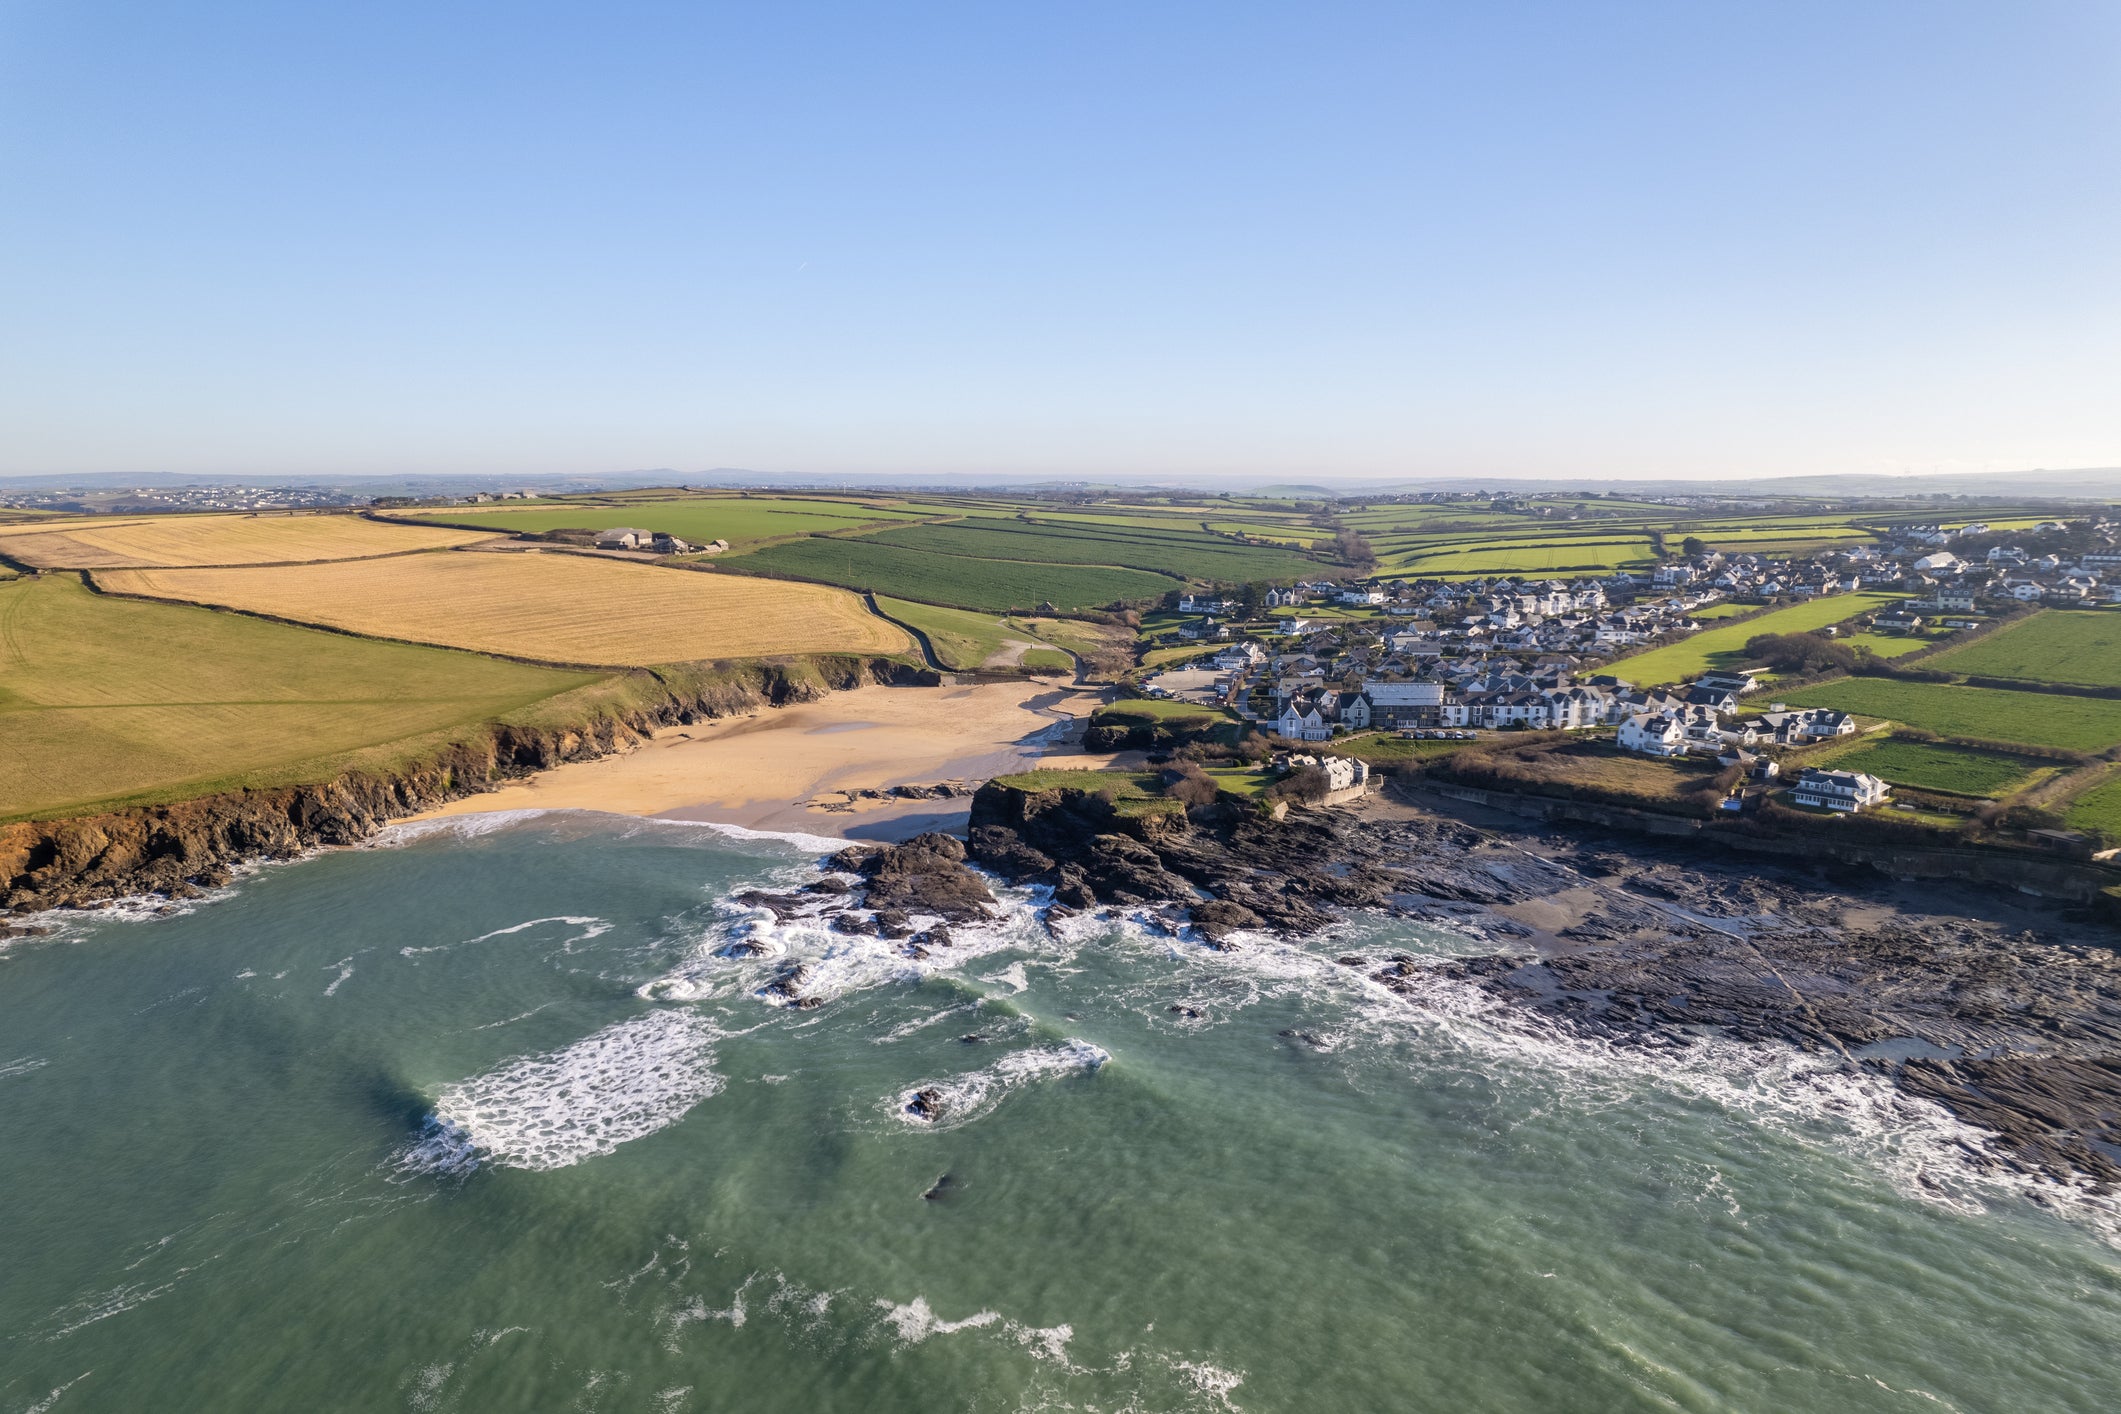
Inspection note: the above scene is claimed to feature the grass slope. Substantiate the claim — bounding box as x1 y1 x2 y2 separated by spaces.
1779 679 2121 753
98 553 912 666
1609 593 1904 685
0 575 595 822
1928 610 2121 688
1820 737 2053 797
875 596 1040 670
733 536 1178 613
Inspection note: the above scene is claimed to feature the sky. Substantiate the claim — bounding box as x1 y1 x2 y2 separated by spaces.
2 1 2118 483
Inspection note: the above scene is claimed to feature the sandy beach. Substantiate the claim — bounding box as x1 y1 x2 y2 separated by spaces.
410 680 1119 840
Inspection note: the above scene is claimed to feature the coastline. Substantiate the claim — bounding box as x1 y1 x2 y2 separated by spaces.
406 680 1118 841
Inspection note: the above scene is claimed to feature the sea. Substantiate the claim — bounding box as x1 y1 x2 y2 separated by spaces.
1 812 2116 1413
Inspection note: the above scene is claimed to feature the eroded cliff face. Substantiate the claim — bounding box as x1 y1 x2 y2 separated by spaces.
2 656 913 915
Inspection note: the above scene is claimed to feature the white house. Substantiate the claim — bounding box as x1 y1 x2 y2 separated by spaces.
1618 713 1686 757
1790 767 1890 812
1912 552 1963 575
1755 708 1856 744
1337 587 1387 606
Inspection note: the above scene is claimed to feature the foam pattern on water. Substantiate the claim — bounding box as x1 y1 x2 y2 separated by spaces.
890 1040 1110 1131
398 1008 723 1175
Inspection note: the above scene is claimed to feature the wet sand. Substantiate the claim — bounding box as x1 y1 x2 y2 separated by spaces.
409 680 1123 841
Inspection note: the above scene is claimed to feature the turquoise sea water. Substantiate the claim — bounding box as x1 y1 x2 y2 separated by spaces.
1 812 2117 1413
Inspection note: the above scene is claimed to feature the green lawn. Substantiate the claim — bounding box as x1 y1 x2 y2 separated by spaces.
1608 592 1906 685
1334 732 1477 761
0 574 598 822
730 536 1180 613
1778 678 2121 753
1817 737 2055 798
1837 630 1941 659
1098 697 1236 723
1928 610 2121 688
1142 644 1222 669
1687 602 1761 620
1020 648 1074 673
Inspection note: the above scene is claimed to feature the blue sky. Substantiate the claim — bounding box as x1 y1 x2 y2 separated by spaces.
2 1 2117 481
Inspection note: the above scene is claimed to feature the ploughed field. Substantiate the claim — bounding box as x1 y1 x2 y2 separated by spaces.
1928 609 2121 688
0 575 593 821
1778 678 2121 752
0 513 492 568
96 552 913 667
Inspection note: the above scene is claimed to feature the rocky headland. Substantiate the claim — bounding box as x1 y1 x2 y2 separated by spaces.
806 777 2121 1192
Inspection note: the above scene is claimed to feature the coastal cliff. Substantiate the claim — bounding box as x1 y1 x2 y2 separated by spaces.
2 655 921 915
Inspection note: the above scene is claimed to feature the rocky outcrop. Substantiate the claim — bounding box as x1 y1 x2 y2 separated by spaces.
958 778 2121 1191
2 655 914 914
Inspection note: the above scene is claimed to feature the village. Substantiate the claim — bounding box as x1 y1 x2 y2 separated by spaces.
1133 513 2121 822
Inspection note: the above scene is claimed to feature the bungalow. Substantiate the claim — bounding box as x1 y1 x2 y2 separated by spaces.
1790 767 1890 812
1696 669 1759 695
1178 594 1234 614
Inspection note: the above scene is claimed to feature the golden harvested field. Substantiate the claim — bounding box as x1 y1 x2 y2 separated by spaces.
0 513 491 568
98 551 915 666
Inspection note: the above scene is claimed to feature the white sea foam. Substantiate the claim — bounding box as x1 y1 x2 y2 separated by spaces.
400 915 609 958
1109 911 2121 1243
395 1008 723 1175
0 1054 49 1081
872 1296 1075 1367
22 1372 93 1414
367 809 560 847
891 1040 1110 1131
642 871 1057 1009
322 956 357 996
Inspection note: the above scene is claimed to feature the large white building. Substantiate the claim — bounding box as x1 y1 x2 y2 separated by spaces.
1790 767 1890 812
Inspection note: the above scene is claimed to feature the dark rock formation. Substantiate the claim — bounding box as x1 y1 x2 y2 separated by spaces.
960 777 2121 1191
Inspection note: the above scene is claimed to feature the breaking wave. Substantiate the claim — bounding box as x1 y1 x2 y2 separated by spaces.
891 1040 1110 1131
396 1008 723 1176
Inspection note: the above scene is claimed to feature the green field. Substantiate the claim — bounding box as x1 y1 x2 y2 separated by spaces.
861 519 1326 582
1686 602 1761 620
1608 592 1905 685
0 574 597 822
1779 679 2121 753
1928 610 2121 688
1384 537 1657 576
1819 737 2054 798
409 495 934 547
873 595 1035 670
731 536 1179 612
1837 630 1942 659
2063 772 2121 837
